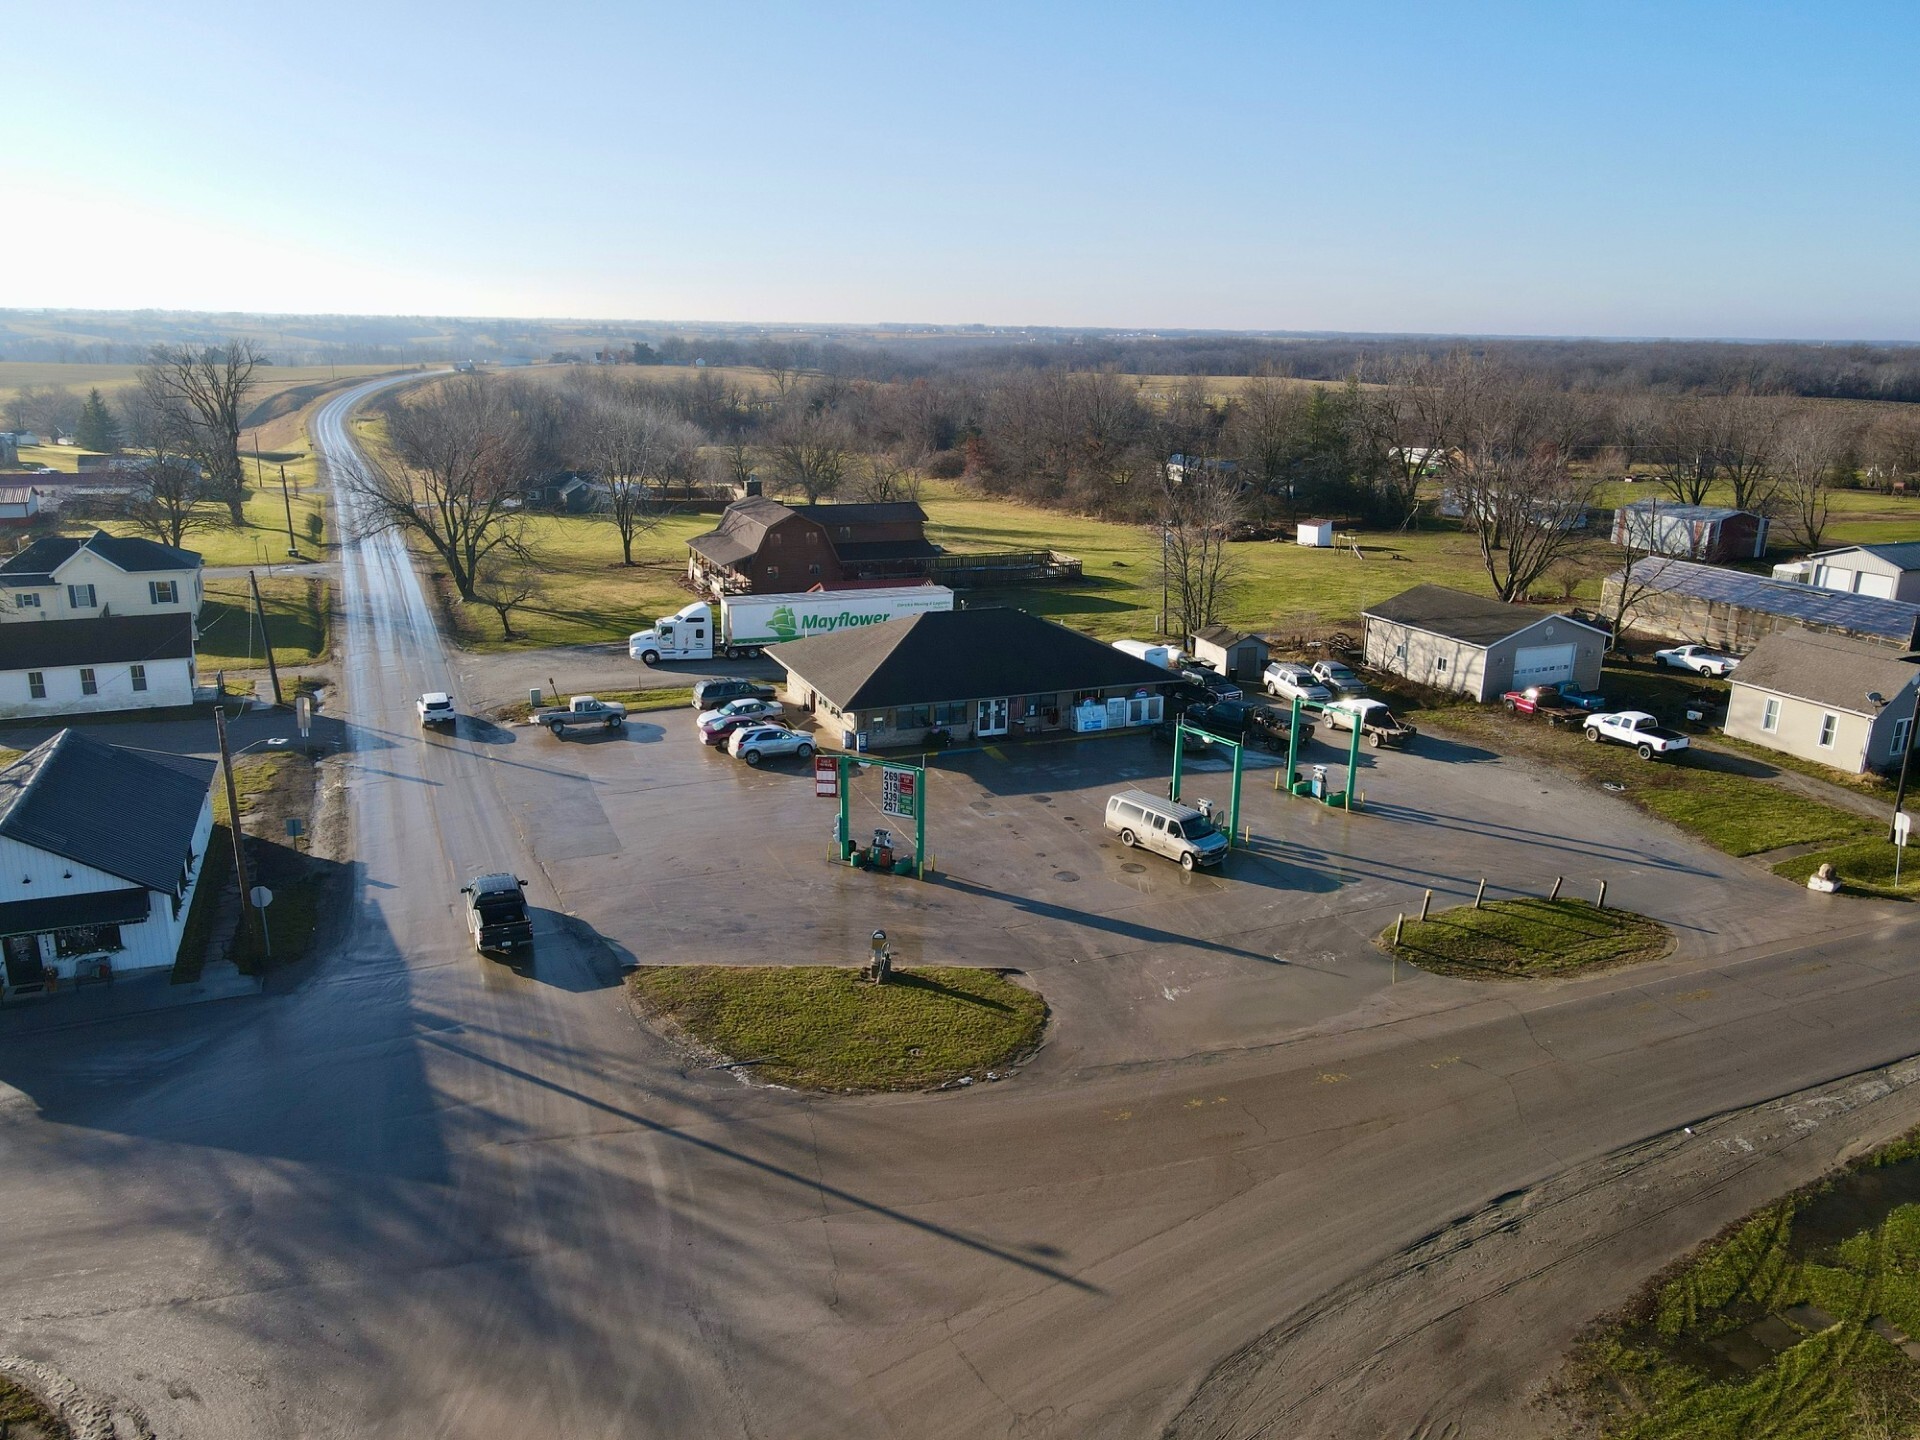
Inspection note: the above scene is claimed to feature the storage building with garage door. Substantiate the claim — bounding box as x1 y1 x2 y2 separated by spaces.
1363 584 1608 702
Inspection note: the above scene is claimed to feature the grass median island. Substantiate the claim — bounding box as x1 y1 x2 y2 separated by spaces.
1775 837 1920 900
629 964 1048 1091
1378 897 1672 980
498 686 694 723
1567 1128 1920 1440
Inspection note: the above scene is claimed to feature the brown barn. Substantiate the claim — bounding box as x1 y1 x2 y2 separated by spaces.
687 498 936 595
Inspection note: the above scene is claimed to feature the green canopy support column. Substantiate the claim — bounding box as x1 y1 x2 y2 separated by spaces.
1343 706 1362 809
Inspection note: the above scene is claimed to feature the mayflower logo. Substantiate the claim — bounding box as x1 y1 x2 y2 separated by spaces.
768 605 800 641
799 611 890 633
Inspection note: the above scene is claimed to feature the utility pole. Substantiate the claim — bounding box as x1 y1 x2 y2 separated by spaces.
280 463 298 557
214 705 258 955
249 569 284 706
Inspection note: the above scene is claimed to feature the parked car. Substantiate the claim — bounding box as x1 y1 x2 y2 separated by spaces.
1152 716 1213 748
1500 684 1586 725
692 677 776 710
1655 644 1739 678
1583 710 1691 759
460 872 533 954
1321 697 1417 748
1310 660 1367 698
726 724 815 766
697 697 785 745
1104 788 1228 872
418 691 456 728
1264 662 1332 704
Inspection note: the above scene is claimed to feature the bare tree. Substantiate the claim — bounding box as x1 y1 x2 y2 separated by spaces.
1870 409 1920 495
138 341 260 523
1154 470 1244 637
767 408 851 502
1442 368 1596 601
1713 391 1786 514
1365 358 1459 526
1652 394 1720 506
345 377 533 601
1773 409 1852 551
5 384 81 440
119 459 219 549
577 394 701 565
851 447 924 504
470 546 541 639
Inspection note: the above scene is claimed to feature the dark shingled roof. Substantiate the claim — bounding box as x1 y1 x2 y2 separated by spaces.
0 614 195 670
793 501 928 527
1728 630 1920 718
1620 557 1920 645
1192 624 1248 646
686 496 804 568
0 730 214 893
0 529 203 586
767 607 1173 710
1363 584 1603 647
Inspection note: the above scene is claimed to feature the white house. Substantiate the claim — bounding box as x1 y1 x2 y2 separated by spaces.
0 730 216 994
0 615 198 718
0 529 204 623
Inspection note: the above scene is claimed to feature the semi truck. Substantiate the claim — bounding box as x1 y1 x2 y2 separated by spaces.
629 585 954 664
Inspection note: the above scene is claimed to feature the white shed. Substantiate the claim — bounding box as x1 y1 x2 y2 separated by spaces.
1297 519 1333 548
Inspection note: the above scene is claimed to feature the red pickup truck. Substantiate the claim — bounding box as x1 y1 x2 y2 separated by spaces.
1501 685 1584 725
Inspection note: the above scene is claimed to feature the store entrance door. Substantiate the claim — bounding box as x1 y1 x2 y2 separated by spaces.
975 697 1009 737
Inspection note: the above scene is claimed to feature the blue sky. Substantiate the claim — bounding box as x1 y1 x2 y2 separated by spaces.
5 1 1916 338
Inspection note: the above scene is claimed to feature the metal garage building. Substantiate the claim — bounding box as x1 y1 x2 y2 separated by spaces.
1363 585 1608 703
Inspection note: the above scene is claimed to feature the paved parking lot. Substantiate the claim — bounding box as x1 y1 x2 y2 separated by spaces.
453 701 1845 1075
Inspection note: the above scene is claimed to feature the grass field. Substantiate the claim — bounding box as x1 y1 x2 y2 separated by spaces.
1379 897 1670 979
1568 1128 1920 1439
629 964 1048 1091
0 361 400 412
197 575 330 672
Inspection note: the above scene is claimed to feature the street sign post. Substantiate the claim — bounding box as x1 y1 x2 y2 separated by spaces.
1896 810 1911 887
249 885 274 963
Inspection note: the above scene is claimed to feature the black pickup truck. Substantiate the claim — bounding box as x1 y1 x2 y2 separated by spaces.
461 873 534 954
1160 699 1313 753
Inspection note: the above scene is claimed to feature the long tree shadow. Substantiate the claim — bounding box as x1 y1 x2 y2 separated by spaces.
932 873 1280 963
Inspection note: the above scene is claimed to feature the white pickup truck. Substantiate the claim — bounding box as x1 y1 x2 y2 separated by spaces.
1583 710 1690 760
534 695 627 736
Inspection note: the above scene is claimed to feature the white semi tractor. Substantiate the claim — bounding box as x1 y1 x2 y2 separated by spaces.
629 585 955 664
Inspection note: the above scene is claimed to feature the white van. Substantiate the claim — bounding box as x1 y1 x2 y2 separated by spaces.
1104 789 1228 872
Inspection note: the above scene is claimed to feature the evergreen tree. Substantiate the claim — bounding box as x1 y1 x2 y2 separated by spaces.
74 388 122 453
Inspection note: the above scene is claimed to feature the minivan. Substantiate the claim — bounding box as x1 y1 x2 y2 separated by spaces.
1104 789 1229 872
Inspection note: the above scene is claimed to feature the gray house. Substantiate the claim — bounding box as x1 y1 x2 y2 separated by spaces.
1724 629 1920 775
1363 585 1607 703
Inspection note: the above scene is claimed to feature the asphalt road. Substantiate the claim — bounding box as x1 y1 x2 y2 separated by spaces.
1 376 1919 1438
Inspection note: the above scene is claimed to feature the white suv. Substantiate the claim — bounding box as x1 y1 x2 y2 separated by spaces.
1264 662 1333 703
727 724 815 767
